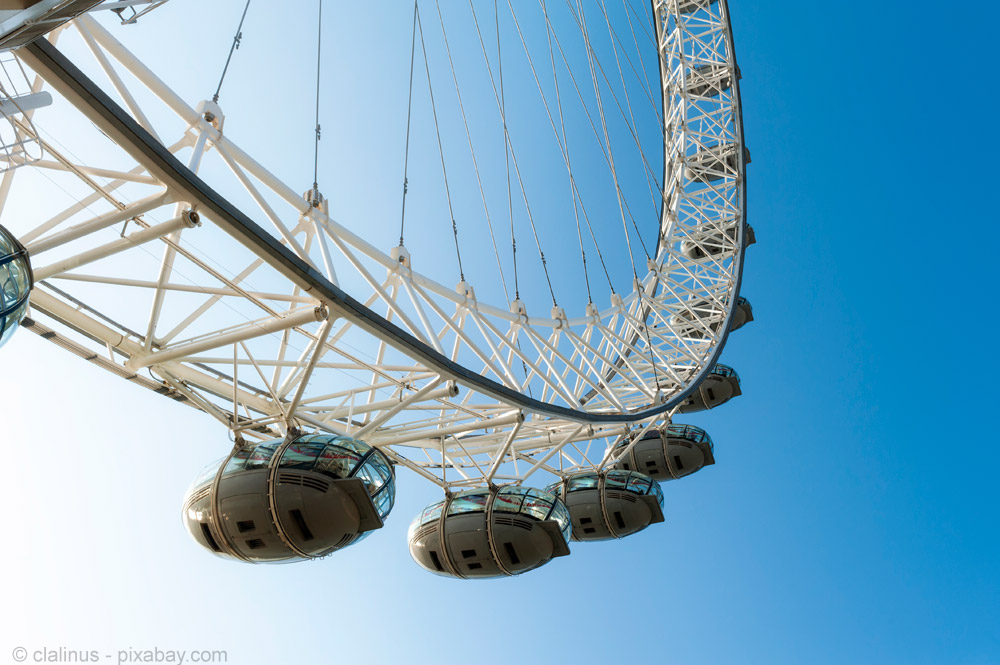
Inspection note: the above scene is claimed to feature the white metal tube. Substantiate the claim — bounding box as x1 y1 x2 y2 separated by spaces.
76 18 160 141
75 14 200 126
284 317 334 419
352 378 451 438
520 425 587 482
27 159 159 185
32 210 198 280
144 130 210 351
321 384 457 419
485 416 524 483
129 305 328 369
368 411 523 447
29 288 281 417
26 189 171 254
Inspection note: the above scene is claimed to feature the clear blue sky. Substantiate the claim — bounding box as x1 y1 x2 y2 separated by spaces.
1 2 998 664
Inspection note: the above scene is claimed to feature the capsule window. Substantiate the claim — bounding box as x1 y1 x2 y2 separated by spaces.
503 542 521 565
289 509 315 541
200 524 221 553
429 551 444 572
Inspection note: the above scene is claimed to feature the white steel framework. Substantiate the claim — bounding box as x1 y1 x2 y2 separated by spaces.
0 0 748 489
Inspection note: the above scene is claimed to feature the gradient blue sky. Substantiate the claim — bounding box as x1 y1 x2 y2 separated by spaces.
2 2 998 664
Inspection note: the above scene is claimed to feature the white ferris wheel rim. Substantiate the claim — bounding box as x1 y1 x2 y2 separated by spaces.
1 1 749 485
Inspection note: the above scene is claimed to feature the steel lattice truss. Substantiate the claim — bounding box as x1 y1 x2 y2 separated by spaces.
1 0 746 489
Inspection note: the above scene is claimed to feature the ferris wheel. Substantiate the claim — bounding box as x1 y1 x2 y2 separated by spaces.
0 0 753 578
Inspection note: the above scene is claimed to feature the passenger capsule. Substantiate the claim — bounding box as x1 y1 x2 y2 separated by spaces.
676 0 718 14
685 63 733 97
544 471 664 541
614 424 715 481
677 363 741 413
670 296 753 338
183 434 395 563
408 486 571 579
0 223 32 349
680 223 755 261
685 143 747 184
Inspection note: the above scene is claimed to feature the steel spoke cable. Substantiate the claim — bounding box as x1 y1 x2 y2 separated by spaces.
398 1 418 247
598 0 661 223
622 0 662 127
311 0 323 190
497 3 557 307
576 0 662 389
433 0 510 303
494 0 617 298
562 0 664 203
602 13 663 133
575 0 637 278
415 2 466 282
540 0 591 304
469 1 561 308
212 0 251 104
488 0 519 302
500 0 607 297
633 0 657 45
485 0 535 396
539 4 668 240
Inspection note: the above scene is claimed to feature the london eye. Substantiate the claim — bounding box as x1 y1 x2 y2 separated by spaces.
0 0 753 578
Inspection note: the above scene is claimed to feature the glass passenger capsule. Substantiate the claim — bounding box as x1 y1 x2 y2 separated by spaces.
544 470 664 541
408 485 571 579
676 0 718 14
684 143 748 184
669 296 753 339
614 424 715 481
679 222 756 261
0 223 32 349
685 63 734 97
183 434 394 563
677 363 741 413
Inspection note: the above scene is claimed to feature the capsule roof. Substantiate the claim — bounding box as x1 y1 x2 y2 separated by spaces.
710 363 741 386
228 435 393 518
665 423 714 449
545 470 664 507
410 486 571 543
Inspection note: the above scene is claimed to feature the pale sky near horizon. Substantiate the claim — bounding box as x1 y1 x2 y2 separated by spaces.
1 2 998 665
